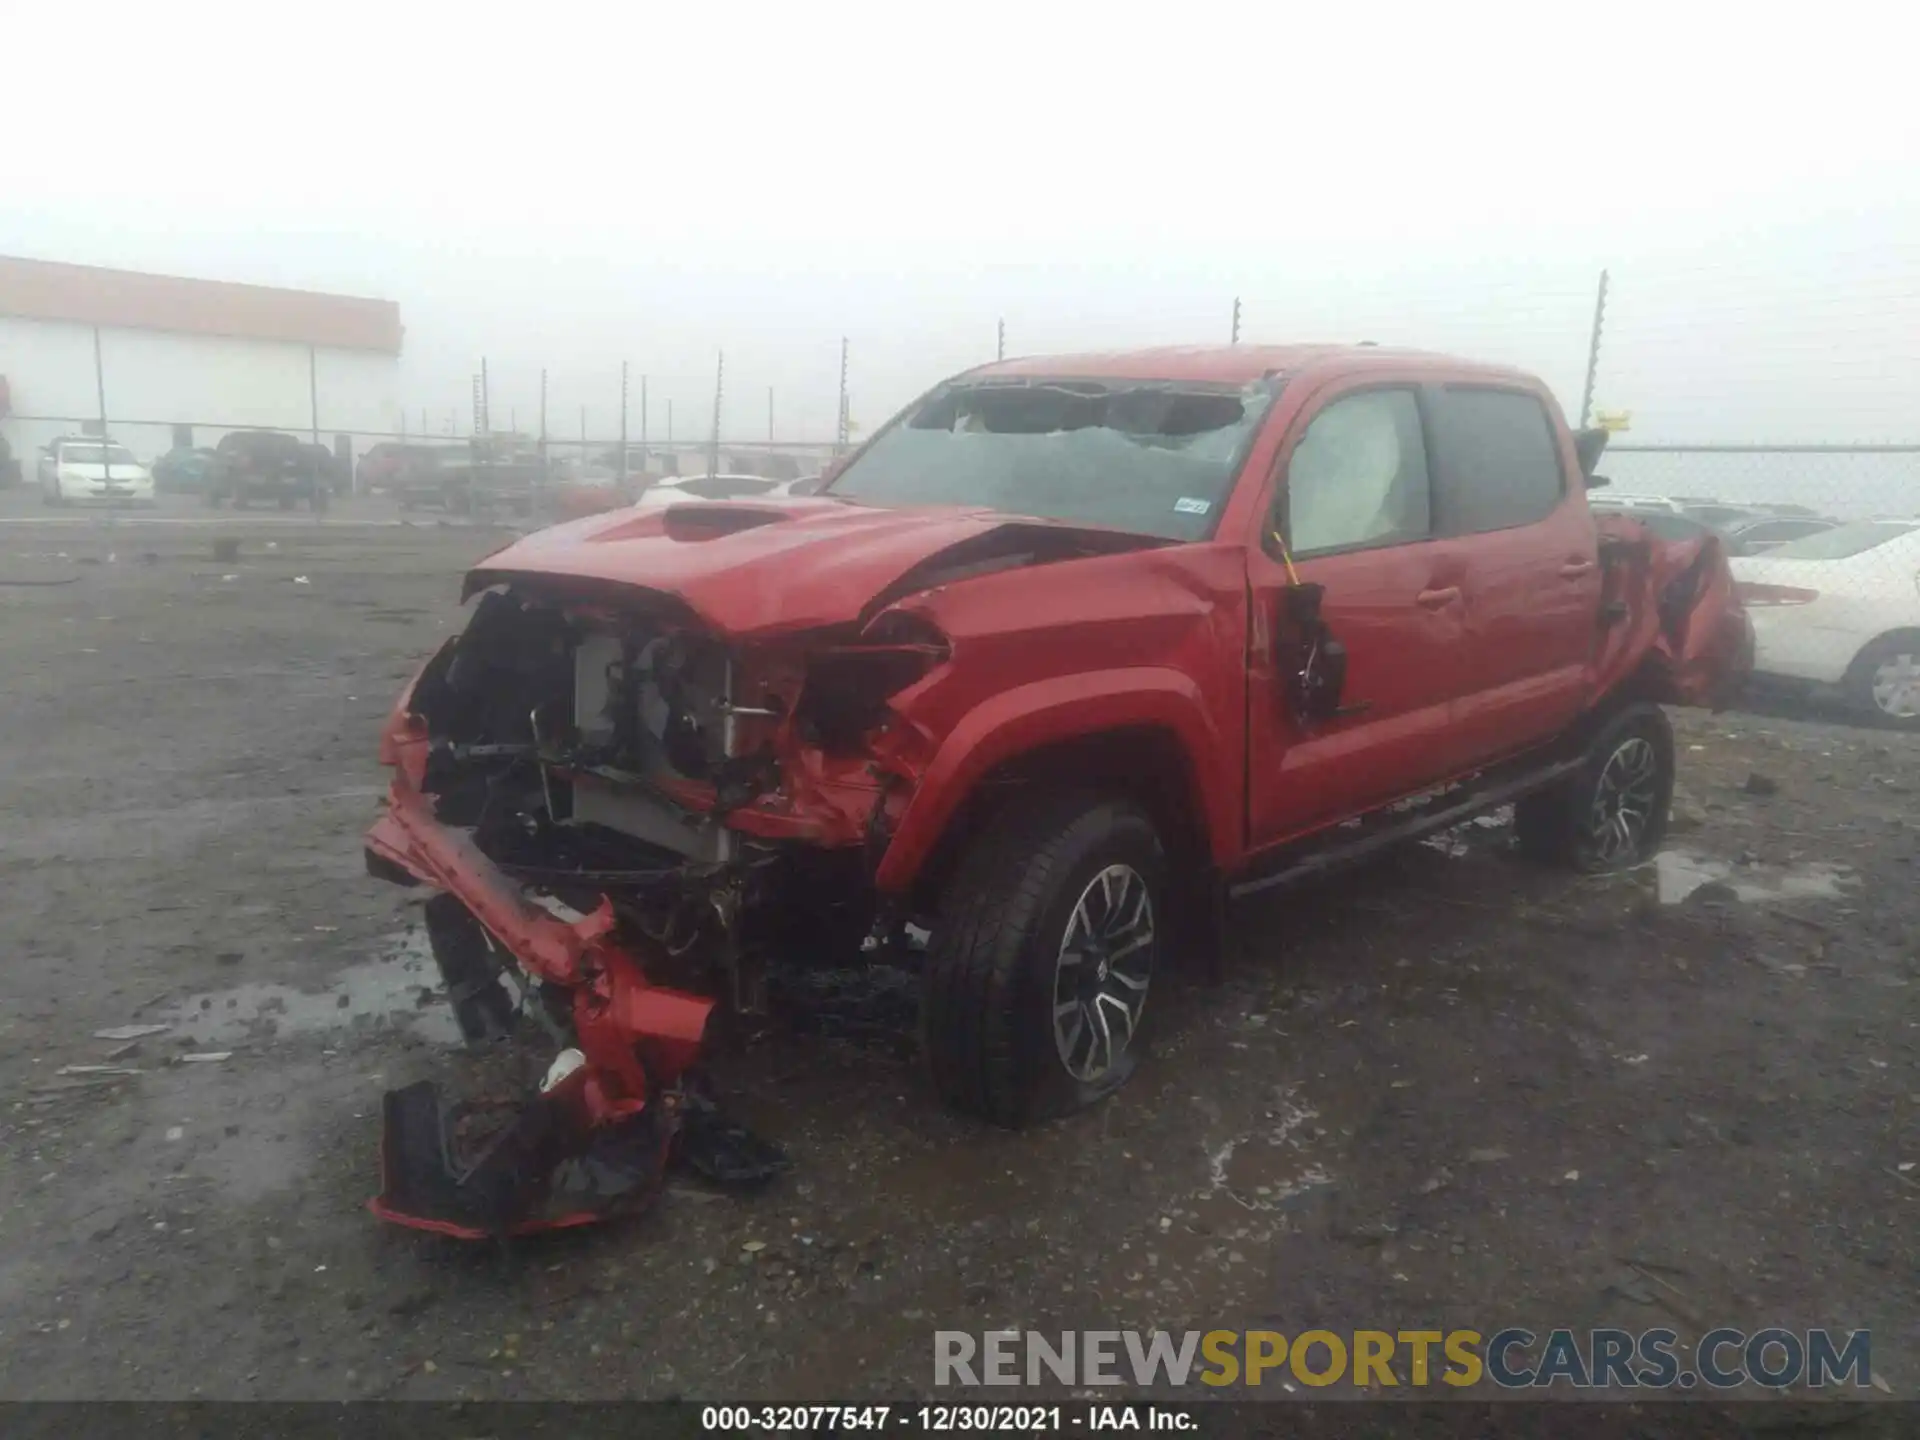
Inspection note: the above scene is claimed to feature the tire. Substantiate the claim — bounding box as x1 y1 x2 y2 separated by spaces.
1844 632 1920 731
922 791 1166 1127
1515 702 1674 872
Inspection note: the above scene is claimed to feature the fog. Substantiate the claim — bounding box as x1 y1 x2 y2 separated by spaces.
3 0 1915 445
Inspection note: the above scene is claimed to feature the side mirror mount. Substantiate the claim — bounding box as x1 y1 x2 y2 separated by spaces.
1277 582 1362 725
1573 426 1610 479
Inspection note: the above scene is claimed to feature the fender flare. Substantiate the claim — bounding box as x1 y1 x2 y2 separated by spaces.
873 667 1234 894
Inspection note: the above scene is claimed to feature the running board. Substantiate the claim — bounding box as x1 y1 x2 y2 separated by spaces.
1227 755 1584 901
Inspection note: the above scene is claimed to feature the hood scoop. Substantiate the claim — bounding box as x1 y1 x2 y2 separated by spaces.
583 504 793 546
660 504 792 542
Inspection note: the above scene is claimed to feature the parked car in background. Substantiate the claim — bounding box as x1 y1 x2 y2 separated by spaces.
629 472 793 511
1732 519 1920 727
386 446 465 508
299 443 350 496
207 430 326 510
1606 506 1718 544
392 444 545 516
1677 501 1768 527
358 442 444 494
1718 513 1839 556
550 465 636 520
38 438 155 507
152 445 222 493
1589 491 1686 514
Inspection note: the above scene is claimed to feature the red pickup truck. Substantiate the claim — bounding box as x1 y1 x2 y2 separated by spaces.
365 344 1748 1237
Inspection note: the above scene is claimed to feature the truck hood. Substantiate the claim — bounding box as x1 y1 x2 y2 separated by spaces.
465 497 1167 638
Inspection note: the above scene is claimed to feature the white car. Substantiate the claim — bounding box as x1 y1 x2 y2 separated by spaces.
39 439 156 507
1589 491 1686 514
1730 518 1920 728
632 473 815 511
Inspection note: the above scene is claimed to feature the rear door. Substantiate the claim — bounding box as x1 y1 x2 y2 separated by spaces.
1427 385 1601 771
1245 382 1476 847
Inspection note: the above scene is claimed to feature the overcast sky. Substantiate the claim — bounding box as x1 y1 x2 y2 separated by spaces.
2 0 1915 445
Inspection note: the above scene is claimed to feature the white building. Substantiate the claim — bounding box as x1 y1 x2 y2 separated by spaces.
0 255 403 470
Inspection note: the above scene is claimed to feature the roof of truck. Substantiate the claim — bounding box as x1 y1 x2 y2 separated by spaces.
965 344 1534 387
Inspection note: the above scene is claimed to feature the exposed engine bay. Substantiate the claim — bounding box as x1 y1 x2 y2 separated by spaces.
404 582 946 1002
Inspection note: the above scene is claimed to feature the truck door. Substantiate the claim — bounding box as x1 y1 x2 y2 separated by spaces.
1245 383 1476 847
1423 385 1601 771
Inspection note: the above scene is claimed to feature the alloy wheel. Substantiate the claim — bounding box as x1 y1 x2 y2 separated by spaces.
1870 652 1920 719
1588 736 1661 864
1052 864 1155 1083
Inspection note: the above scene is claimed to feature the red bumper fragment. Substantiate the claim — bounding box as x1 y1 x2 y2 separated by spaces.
363 766 715 1238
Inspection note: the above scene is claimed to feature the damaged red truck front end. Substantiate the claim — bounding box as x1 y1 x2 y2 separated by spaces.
363 498 1166 1234
364 344 1749 1239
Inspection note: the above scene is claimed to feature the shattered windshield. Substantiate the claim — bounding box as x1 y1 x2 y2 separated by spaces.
825 379 1276 540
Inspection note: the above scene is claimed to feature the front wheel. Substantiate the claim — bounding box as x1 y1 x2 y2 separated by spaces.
922 792 1165 1127
1515 702 1674 872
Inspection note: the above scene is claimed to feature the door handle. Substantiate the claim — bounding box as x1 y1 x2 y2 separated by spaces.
1415 586 1461 608
1560 559 1596 578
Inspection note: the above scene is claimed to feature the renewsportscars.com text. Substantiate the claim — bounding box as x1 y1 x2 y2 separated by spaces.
934 1328 1874 1390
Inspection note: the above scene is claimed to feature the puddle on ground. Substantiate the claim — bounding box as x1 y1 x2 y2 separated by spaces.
162 928 462 1046
1651 850 1855 906
1420 808 1513 860
1197 1085 1332 1214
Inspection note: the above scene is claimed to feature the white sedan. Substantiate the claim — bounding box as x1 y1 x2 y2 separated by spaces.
39 440 156 507
1731 518 1920 727
632 473 818 511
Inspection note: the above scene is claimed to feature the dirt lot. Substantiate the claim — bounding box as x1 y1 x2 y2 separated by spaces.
0 494 1915 1406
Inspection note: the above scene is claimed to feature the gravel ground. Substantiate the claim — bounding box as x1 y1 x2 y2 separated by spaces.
0 494 1915 1407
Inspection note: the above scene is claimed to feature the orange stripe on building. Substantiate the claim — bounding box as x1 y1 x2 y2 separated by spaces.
0 255 403 355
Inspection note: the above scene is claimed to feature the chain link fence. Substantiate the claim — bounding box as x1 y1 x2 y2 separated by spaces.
5 255 1917 724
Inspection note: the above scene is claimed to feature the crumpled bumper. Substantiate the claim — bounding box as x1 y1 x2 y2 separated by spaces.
362 773 719 1237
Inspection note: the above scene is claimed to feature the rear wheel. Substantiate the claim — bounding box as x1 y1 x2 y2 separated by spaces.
1845 633 1920 731
1515 702 1674 872
922 792 1165 1127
